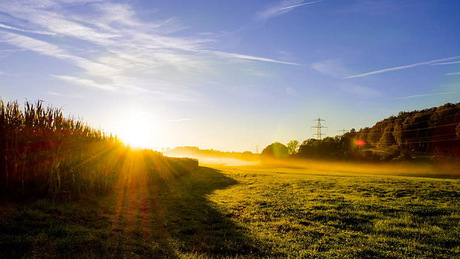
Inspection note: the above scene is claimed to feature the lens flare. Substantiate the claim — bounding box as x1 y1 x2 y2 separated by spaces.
355 140 365 146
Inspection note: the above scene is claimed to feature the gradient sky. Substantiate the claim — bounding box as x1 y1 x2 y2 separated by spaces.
0 0 459 152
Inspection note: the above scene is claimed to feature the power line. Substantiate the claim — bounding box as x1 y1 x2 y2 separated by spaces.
338 128 348 134
403 132 457 140
364 113 460 128
352 122 459 135
378 137 460 145
339 108 459 126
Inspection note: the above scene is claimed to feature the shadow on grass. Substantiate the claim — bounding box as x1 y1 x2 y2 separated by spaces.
0 167 263 258
144 166 262 258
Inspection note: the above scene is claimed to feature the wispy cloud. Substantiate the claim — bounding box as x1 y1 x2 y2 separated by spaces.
0 31 120 79
446 72 460 76
432 60 460 66
311 60 382 98
257 0 322 21
0 32 68 59
346 56 460 79
279 1 322 11
392 91 457 100
0 23 56 36
311 59 348 78
0 0 296 101
51 75 118 92
207 50 300 65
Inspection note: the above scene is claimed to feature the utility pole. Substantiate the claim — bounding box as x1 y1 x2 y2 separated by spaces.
311 118 327 140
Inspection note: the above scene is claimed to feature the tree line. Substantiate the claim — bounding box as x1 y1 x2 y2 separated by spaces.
262 103 460 161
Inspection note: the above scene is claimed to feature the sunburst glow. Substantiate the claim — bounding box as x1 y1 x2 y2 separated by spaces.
118 123 151 148
115 109 157 149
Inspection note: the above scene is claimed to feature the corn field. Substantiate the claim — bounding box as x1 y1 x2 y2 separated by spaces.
0 99 198 199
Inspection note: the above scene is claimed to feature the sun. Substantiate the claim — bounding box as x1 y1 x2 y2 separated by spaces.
114 110 157 149
111 107 169 150
118 122 151 149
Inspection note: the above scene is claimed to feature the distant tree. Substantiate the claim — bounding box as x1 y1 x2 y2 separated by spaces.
318 137 340 158
241 151 254 160
392 121 403 146
261 142 289 159
379 126 396 148
354 102 460 156
296 103 459 160
368 124 383 145
338 133 353 158
358 127 370 143
298 139 319 158
287 140 299 155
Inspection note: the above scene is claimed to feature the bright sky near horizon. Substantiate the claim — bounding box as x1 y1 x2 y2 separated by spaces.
0 0 459 152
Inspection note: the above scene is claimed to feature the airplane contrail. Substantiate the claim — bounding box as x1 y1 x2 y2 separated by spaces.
279 1 323 11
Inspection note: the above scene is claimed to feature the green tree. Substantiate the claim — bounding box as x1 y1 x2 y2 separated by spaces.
379 126 396 148
392 120 403 146
261 142 289 159
287 140 299 155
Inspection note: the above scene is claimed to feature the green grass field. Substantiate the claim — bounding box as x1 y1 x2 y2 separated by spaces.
1 162 459 258
209 164 460 258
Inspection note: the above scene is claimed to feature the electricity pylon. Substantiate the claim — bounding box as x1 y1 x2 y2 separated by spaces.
312 118 327 140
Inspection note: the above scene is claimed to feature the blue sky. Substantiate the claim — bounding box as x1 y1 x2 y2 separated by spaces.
0 0 459 152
